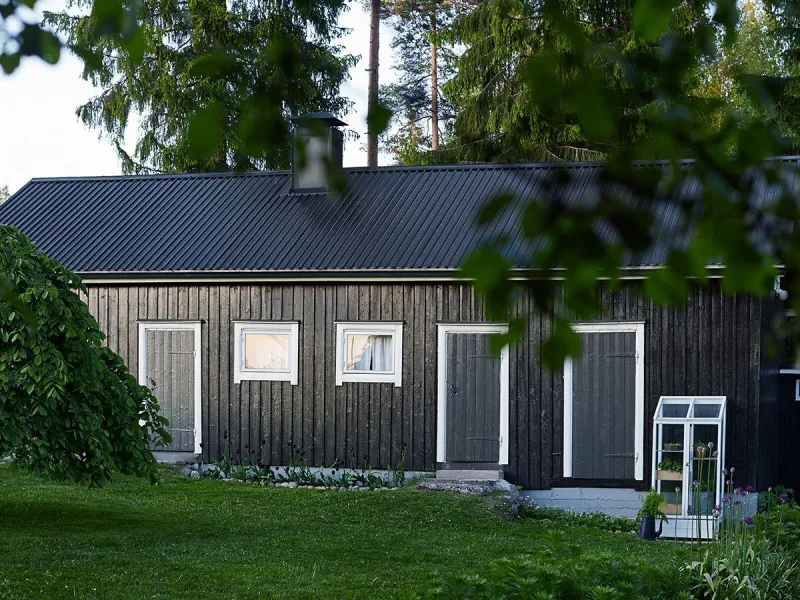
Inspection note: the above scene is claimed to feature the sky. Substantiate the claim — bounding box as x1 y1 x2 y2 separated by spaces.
0 0 396 195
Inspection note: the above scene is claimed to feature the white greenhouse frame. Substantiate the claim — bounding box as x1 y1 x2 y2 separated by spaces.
651 395 727 539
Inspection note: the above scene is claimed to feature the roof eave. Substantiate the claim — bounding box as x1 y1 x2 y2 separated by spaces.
75 264 740 285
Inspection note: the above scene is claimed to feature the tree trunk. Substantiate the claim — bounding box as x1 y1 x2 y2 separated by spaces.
430 11 439 151
367 0 381 167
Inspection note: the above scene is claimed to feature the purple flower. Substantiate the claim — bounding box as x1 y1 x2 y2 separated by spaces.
780 493 789 502
734 499 741 506
744 516 754 526
675 487 681 494
786 524 793 531
714 505 721 512
731 467 736 473
722 468 729 475
764 515 769 522
734 487 743 496
745 485 755 494
708 442 715 449
687 507 692 515
712 451 718 458
693 480 699 488
726 480 733 486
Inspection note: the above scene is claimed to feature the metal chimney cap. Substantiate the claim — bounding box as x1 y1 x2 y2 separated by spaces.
291 112 348 127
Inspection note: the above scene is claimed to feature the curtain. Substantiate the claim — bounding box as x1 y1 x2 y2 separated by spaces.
347 334 393 371
245 333 289 370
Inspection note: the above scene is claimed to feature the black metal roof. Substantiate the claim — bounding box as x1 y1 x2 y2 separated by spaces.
1 159 796 277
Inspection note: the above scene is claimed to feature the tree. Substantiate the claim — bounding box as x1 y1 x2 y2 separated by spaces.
440 0 709 163
47 0 356 173
692 0 799 152
0 185 9 203
1 0 61 73
461 0 800 367
380 0 472 162
0 226 170 485
367 0 381 167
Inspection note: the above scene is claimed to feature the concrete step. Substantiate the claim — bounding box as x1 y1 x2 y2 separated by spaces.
419 478 516 496
436 469 503 481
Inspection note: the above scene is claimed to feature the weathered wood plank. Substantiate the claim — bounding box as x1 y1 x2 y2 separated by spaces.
80 278 765 488
313 283 326 465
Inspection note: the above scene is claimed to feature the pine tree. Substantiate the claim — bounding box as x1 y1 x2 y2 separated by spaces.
440 0 709 163
47 0 356 173
381 0 474 162
366 0 382 167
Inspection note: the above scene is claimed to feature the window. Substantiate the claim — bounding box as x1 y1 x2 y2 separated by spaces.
335 322 403 386
234 322 299 384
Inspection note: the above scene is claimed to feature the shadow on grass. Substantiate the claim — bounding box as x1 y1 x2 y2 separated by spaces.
0 500 170 535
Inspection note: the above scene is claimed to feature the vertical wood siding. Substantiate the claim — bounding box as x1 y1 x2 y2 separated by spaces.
85 281 765 489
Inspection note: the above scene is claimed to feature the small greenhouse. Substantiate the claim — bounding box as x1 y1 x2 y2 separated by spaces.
652 396 727 539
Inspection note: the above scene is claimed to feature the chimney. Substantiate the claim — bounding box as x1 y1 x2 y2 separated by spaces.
291 112 347 192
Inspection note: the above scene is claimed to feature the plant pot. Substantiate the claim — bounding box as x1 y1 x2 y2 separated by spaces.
657 470 683 481
695 447 708 459
691 491 715 516
664 444 682 452
638 514 663 540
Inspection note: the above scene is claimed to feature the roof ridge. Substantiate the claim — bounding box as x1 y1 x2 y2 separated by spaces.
22 155 800 185
28 170 292 183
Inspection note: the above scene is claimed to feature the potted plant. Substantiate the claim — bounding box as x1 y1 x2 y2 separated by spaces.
663 442 682 452
638 488 668 540
656 458 683 481
694 441 709 459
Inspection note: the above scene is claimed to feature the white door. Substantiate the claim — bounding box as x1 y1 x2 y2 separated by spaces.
138 322 202 454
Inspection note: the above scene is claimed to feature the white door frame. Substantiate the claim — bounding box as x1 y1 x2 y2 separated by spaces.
563 321 645 481
138 321 202 454
436 324 510 465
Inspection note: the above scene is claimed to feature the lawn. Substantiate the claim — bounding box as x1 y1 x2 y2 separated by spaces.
0 466 685 599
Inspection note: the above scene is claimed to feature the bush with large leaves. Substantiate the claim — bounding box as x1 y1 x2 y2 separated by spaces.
0 226 169 486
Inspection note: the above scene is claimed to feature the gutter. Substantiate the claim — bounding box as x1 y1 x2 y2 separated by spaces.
77 265 735 285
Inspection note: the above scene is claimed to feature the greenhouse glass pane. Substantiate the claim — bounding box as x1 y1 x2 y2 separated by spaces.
661 403 690 418
692 403 721 418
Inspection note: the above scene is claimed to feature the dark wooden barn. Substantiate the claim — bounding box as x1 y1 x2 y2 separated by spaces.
1 118 792 498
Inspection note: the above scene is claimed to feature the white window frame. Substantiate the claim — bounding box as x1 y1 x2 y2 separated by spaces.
233 321 299 385
335 322 403 386
436 323 510 465
563 321 645 481
137 321 202 455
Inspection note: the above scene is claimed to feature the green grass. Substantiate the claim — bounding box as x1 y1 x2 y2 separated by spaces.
0 466 684 599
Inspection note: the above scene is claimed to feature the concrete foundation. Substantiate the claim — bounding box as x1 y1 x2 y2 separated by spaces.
522 487 643 519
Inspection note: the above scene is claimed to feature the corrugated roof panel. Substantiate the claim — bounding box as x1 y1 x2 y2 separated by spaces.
0 160 795 274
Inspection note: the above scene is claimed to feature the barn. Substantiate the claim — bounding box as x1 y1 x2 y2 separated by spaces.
0 114 792 516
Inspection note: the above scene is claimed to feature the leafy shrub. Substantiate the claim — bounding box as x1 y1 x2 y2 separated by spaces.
403 531 691 599
0 226 169 485
757 503 800 551
639 488 669 522
519 504 636 533
657 458 683 473
209 442 409 488
760 486 796 511
685 537 798 599
684 475 800 598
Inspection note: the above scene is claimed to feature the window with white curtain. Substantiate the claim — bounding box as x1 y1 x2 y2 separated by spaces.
335 322 403 386
234 322 299 384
